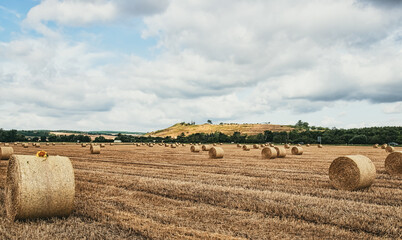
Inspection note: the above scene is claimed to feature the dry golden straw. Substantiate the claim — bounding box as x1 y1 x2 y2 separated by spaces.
385 151 402 175
306 144 310 147
209 147 224 159
328 155 376 191
284 144 290 149
291 147 303 155
90 145 101 154
5 155 75 220
22 143 28 148
100 143 105 148
385 146 394 153
274 146 286 158
171 144 176 148
373 144 379 148
381 144 387 149
190 145 201 152
81 143 87 147
4 143 10 146
242 145 250 151
253 144 260 149
52 143 56 146
0 147 14 160
35 143 40 148
261 147 277 159
269 144 275 147
237 144 242 148
202 145 212 151
318 144 323 148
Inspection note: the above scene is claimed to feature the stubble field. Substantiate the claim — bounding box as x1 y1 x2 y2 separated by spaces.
0 143 401 239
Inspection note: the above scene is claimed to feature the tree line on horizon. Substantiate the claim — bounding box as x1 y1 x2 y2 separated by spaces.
0 123 401 144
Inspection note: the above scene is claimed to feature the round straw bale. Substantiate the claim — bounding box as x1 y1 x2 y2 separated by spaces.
219 143 223 145
14 142 17 145
0 147 14 160
100 143 105 148
291 146 303 155
148 144 154 147
274 146 286 158
4 143 10 146
260 144 265 147
182 144 186 147
110 143 114 146
32 143 36 146
318 144 323 148
373 144 379 148
62 142 66 145
190 145 201 152
381 144 387 149
90 145 100 154
297 144 301 146
385 151 402 175
306 144 310 147
329 155 376 191
261 147 277 159
385 146 394 153
213 143 217 146
237 144 241 148
35 143 40 148
81 143 87 147
5 155 75 220
209 147 224 159
52 143 56 146
46 143 49 146
22 143 28 148
171 144 176 148
284 144 290 149
202 145 212 151
242 145 250 151
269 144 275 147
253 144 260 149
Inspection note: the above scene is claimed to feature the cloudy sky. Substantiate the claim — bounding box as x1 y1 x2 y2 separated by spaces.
0 0 401 132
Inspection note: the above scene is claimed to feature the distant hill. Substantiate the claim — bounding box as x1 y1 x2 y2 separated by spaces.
146 123 295 138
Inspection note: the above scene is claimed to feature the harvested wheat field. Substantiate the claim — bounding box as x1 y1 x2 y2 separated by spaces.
0 144 401 239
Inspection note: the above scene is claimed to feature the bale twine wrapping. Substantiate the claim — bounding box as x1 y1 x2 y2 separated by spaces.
385 146 395 153
90 145 100 154
242 145 250 151
274 147 286 158
381 144 387 149
261 147 277 159
202 145 212 151
318 144 323 148
253 144 260 149
190 145 201 152
209 147 224 159
5 155 75 220
373 144 379 148
0 147 14 160
328 155 376 191
284 144 290 149
385 151 402 175
291 147 303 155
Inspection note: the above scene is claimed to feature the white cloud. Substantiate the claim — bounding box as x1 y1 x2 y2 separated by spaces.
1 0 402 131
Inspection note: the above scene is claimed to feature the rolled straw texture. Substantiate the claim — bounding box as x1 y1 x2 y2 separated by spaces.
291 147 303 155
328 155 376 191
0 147 14 160
385 151 402 175
190 145 201 152
5 155 75 220
209 147 224 159
90 145 100 154
274 147 286 158
261 147 277 159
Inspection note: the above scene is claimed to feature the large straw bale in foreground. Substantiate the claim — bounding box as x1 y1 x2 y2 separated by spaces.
385 151 402 175
0 147 14 160
209 147 224 159
329 155 376 191
291 147 303 155
261 147 277 159
5 155 75 220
